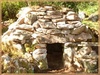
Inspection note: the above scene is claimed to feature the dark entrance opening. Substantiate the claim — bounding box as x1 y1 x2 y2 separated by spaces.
46 43 64 70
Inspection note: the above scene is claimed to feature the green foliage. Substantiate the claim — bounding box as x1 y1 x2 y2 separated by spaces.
2 26 8 34
82 20 99 32
2 1 28 21
77 2 99 15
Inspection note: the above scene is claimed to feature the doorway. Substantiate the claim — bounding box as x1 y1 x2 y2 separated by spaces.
46 43 64 70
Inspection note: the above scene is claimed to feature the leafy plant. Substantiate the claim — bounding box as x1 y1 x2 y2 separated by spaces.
2 1 28 21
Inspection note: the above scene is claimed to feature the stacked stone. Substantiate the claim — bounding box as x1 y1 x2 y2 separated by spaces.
1 53 34 73
29 6 92 43
32 44 48 70
1 6 97 73
63 42 98 72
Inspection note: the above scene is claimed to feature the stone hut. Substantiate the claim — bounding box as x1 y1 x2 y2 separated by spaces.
1 6 98 73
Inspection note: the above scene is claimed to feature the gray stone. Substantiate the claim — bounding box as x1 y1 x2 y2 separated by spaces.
65 34 76 42
34 44 46 49
44 6 53 10
33 34 68 43
32 49 47 61
8 22 18 30
51 15 62 19
67 21 80 24
50 35 67 43
44 15 62 19
66 21 82 28
66 11 80 21
79 46 92 56
47 10 61 15
60 7 72 13
57 23 74 29
71 25 86 35
37 16 44 19
31 11 46 16
24 53 34 62
38 19 50 22
36 28 47 34
52 18 65 23
16 7 33 18
32 21 41 29
44 15 52 19
61 30 71 34
63 47 74 69
64 47 73 57
36 7 46 12
16 24 34 32
46 29 61 34
57 24 67 29
17 17 24 24
16 7 33 24
35 34 51 43
76 32 92 41
32 33 45 38
78 11 87 21
74 21 82 27
39 22 56 29
24 13 37 25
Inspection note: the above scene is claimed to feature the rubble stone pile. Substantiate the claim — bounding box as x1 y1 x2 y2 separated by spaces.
1 6 98 73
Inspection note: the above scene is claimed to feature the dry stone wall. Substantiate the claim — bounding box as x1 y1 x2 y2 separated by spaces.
1 6 98 73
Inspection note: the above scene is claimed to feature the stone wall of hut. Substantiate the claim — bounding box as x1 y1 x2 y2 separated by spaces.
1 6 98 73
